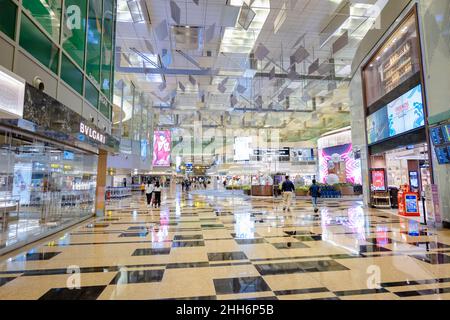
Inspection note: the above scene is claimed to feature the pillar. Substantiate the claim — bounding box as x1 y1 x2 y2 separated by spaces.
95 149 108 217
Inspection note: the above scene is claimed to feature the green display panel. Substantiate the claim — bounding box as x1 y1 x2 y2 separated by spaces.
101 0 114 99
0 0 17 40
22 0 61 41
86 0 103 85
20 13 59 74
62 0 87 68
61 54 83 94
85 78 99 109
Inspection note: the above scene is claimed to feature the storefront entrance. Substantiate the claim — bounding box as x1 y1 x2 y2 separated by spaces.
0 128 98 253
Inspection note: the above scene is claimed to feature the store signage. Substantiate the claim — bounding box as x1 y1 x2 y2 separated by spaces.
254 148 290 156
0 66 25 119
79 122 106 144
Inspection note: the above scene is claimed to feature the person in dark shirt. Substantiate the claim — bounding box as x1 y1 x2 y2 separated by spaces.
281 176 296 212
309 179 321 213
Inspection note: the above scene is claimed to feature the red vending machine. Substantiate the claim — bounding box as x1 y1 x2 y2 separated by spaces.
398 185 420 217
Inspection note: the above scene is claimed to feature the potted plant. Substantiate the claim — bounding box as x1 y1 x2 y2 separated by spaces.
295 186 309 196
242 185 251 195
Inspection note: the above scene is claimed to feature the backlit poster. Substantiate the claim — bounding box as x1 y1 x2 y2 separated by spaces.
140 139 148 160
234 137 252 161
12 162 32 206
387 85 425 137
405 194 419 214
367 107 389 145
153 130 171 167
319 143 362 185
371 169 386 191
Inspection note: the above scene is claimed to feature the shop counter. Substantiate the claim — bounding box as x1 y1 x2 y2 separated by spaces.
251 185 274 197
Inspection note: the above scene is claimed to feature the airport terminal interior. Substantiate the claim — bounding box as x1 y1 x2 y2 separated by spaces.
1 0 450 301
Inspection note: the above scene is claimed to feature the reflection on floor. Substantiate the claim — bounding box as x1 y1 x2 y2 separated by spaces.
0 212 89 252
1 189 450 300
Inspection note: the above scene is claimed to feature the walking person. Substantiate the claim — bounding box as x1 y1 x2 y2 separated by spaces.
145 180 154 208
281 176 296 212
153 181 162 208
309 179 321 213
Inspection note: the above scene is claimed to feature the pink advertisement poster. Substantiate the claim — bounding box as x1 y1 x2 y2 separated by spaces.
153 130 171 167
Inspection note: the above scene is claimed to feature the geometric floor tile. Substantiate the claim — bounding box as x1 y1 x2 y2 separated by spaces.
38 286 107 300
110 270 165 284
213 276 272 295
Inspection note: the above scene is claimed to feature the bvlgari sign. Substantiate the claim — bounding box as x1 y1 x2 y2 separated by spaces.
80 122 106 144
0 66 25 119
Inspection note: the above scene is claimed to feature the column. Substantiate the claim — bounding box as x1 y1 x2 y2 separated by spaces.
95 149 108 217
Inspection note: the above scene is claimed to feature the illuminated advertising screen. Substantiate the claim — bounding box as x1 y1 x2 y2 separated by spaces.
234 137 252 161
12 162 32 206
176 156 182 173
152 130 171 167
387 84 425 137
291 148 314 161
140 140 148 159
367 107 389 145
405 194 419 213
318 143 362 185
371 169 386 191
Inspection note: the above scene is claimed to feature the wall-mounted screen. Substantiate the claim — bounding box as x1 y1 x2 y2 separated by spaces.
152 130 171 167
366 84 425 146
430 126 446 146
367 107 389 145
409 171 419 189
435 146 450 164
291 148 314 161
387 84 425 137
444 125 450 143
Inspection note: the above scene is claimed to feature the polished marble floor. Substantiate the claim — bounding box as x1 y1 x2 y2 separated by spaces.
1 188 450 300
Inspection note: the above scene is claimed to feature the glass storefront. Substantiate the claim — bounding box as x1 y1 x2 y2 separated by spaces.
0 128 97 252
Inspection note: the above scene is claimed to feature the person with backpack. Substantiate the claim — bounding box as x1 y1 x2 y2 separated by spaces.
153 181 162 208
309 179 321 213
281 176 296 212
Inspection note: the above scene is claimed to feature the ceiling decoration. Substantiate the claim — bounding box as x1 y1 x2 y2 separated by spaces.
114 0 388 163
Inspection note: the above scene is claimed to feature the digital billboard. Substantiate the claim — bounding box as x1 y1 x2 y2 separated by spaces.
152 130 171 167
318 143 362 185
387 84 425 137
367 107 389 145
367 84 425 145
